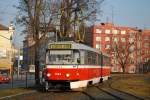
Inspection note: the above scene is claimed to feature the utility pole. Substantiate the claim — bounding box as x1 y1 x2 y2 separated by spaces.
17 48 20 79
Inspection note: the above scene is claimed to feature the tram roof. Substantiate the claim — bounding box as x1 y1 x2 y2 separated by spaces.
48 41 109 56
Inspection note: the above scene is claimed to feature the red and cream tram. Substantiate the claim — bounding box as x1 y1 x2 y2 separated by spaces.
42 41 111 91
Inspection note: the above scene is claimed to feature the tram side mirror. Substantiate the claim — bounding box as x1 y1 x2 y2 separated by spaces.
46 49 48 52
77 58 80 64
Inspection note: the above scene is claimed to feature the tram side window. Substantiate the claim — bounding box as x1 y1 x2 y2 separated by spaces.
86 51 97 65
73 50 80 64
80 51 85 64
103 55 110 66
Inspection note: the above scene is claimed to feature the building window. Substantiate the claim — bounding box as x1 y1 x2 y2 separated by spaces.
105 37 110 41
114 37 119 42
130 32 135 37
129 38 134 43
144 36 150 40
105 44 110 49
121 30 126 34
113 30 118 34
47 32 55 37
121 38 126 42
0 49 7 58
96 44 101 49
122 46 126 49
96 37 101 41
144 58 149 63
144 43 150 48
129 45 134 52
145 50 150 55
96 29 102 34
105 29 110 34
130 59 134 64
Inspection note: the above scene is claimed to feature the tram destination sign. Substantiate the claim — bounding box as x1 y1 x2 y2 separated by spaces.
49 44 72 49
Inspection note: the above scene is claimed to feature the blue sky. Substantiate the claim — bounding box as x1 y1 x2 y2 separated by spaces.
0 0 150 47
100 0 150 28
0 0 22 48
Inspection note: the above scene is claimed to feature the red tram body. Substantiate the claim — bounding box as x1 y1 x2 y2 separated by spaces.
42 41 111 91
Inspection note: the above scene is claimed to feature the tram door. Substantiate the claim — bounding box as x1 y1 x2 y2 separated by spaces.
73 50 80 79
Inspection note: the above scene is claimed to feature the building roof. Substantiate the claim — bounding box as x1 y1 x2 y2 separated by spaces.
0 24 8 30
93 22 139 34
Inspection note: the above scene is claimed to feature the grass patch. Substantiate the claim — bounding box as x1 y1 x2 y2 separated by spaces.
0 88 34 98
111 74 150 97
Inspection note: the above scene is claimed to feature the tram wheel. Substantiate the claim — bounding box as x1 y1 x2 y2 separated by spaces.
100 77 103 83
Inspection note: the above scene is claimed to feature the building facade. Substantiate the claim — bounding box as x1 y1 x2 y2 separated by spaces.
141 30 150 73
0 23 15 75
23 34 35 70
92 23 139 73
23 27 55 71
141 30 150 63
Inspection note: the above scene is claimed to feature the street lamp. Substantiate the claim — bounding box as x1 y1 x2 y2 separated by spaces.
98 35 103 83
100 51 103 83
17 48 21 79
10 35 14 88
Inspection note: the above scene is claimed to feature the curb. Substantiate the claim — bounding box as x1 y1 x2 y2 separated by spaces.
0 90 37 100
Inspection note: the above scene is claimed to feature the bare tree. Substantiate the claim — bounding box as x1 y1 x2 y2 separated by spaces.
17 0 104 84
17 0 59 84
58 0 104 42
112 42 135 73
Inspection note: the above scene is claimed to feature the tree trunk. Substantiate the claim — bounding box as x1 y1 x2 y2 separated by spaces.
34 40 40 85
122 64 126 74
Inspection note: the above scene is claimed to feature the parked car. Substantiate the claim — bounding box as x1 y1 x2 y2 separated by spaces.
0 74 11 83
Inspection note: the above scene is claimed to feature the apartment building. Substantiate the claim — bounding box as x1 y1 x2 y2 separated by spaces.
141 30 150 72
0 23 15 74
92 23 138 73
142 30 150 63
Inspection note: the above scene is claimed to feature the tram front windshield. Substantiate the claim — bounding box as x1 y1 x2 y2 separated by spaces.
46 50 80 65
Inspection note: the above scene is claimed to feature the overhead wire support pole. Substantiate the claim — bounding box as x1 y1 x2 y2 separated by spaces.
17 48 20 79
100 37 103 83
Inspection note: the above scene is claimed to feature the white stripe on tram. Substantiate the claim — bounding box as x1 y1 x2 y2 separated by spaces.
46 65 110 69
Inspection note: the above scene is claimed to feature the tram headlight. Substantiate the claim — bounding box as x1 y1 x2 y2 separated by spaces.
47 73 51 77
65 73 70 78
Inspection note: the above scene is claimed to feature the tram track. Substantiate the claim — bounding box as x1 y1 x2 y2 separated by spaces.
41 79 145 100
0 77 147 100
95 86 144 100
92 78 145 100
1 85 145 100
